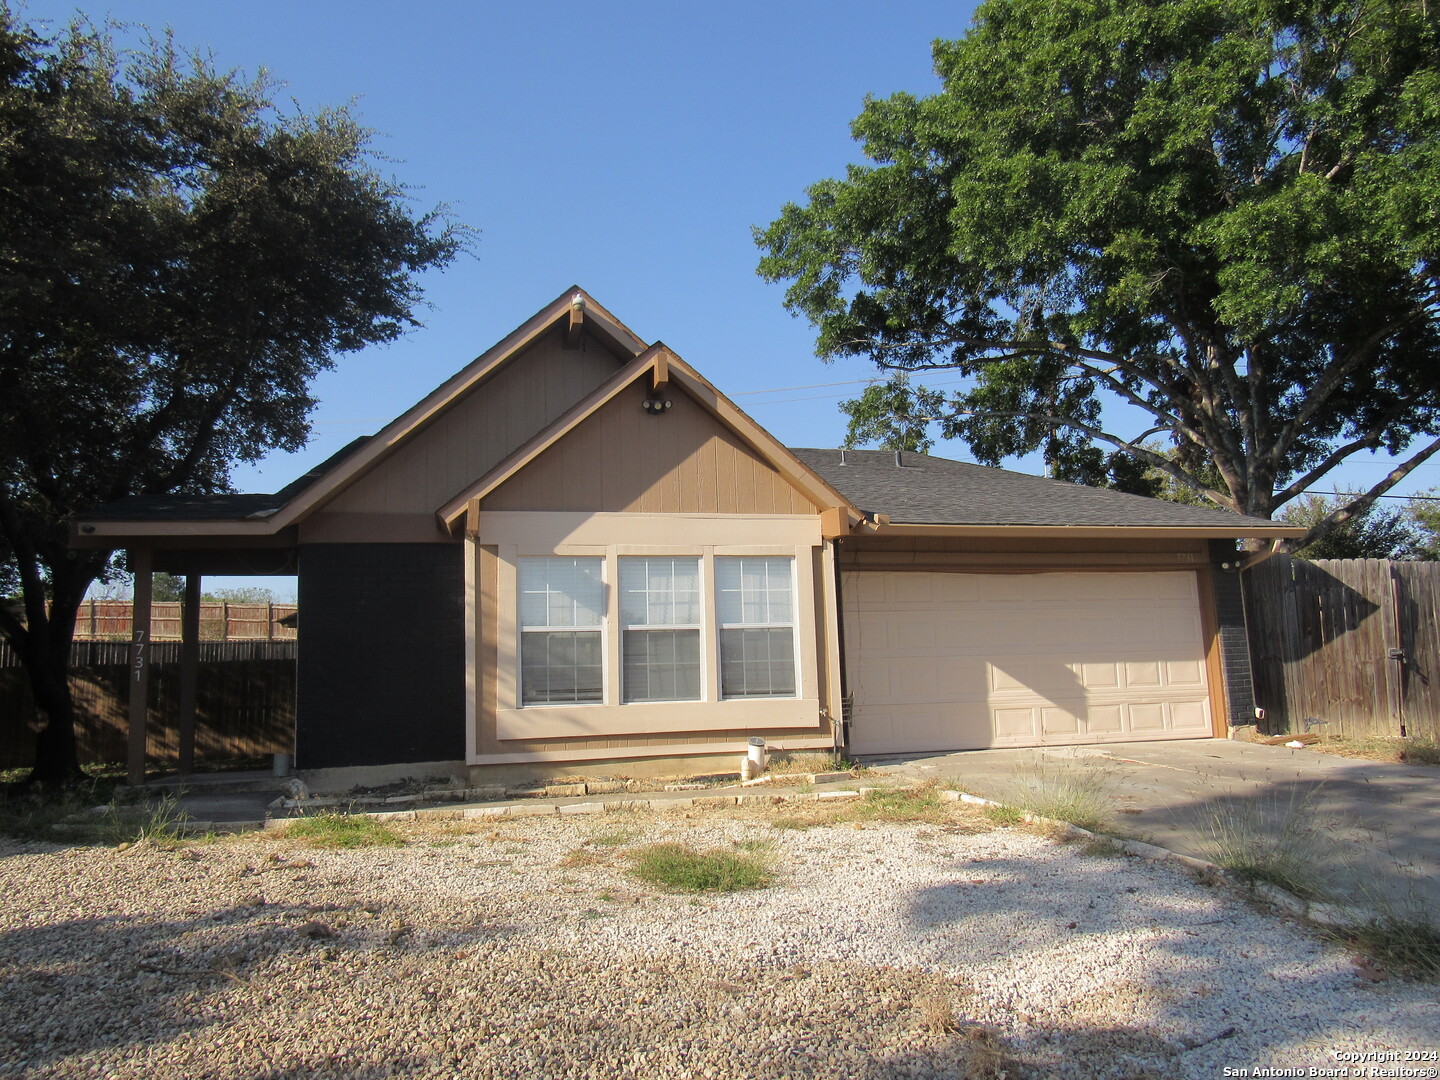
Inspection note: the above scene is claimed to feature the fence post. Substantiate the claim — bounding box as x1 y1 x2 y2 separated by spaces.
222 601 229 642
267 601 274 641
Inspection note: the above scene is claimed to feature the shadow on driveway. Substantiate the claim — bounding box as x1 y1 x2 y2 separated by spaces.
865 738 1440 915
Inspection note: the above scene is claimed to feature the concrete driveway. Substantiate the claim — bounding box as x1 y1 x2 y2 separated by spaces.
864 738 1440 918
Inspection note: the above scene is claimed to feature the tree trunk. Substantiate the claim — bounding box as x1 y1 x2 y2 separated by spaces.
18 561 98 787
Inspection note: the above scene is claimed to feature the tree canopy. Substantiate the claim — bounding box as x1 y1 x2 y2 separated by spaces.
757 0 1440 549
0 8 469 781
1281 492 1434 559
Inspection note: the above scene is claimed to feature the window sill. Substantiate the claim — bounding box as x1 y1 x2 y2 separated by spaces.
496 697 821 740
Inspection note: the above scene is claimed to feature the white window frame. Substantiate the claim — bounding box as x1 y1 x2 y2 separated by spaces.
715 555 799 700
517 555 607 707
619 556 705 704
487 512 823 741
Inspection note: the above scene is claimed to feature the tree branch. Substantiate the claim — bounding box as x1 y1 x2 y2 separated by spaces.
944 408 1237 510
1287 434 1440 552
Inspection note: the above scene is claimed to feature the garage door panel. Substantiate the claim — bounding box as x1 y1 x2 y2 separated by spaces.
1085 704 1124 734
1127 702 1167 731
843 570 1212 753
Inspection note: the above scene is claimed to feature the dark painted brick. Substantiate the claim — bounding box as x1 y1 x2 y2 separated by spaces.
296 543 465 769
1209 540 1256 724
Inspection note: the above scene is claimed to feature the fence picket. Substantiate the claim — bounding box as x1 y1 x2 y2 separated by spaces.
1243 556 1438 740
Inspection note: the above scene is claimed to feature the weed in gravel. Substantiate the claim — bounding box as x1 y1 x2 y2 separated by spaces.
732 837 774 853
981 804 1025 827
629 842 772 892
1194 791 1336 901
1079 836 1122 858
586 827 637 847
100 792 194 847
1335 913 1440 981
284 813 405 849
996 766 1116 833
916 996 959 1033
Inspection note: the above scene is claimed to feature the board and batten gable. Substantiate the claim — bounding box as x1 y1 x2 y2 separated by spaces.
298 324 631 543
482 377 819 515
468 376 840 766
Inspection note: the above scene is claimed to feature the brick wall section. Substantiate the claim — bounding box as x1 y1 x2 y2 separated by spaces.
296 543 465 768
1209 539 1255 726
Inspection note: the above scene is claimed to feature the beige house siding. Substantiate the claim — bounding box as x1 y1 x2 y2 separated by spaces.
482 379 820 515
315 327 627 524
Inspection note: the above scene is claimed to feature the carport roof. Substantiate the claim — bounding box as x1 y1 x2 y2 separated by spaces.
790 447 1296 533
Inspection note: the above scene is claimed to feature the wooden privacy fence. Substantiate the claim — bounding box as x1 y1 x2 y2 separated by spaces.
1244 556 1440 740
73 600 298 641
0 641 295 770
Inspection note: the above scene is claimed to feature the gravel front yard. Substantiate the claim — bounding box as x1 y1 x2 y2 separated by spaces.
0 799 1434 1079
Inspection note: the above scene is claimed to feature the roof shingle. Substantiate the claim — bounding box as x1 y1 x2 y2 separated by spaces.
790 447 1280 529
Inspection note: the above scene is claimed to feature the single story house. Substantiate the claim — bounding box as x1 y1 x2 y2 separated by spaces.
73 288 1301 784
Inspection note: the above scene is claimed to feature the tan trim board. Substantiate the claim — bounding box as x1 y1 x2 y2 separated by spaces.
467 736 836 766
1196 563 1232 738
475 511 822 550
464 538 479 763
820 540 844 748
496 698 823 740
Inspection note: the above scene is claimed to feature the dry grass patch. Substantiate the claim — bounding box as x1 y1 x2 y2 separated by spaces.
1306 734 1440 767
995 766 1117 834
762 752 857 777
765 785 994 832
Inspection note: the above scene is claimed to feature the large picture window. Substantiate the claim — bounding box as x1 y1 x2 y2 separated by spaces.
519 557 603 705
716 556 796 698
620 557 702 702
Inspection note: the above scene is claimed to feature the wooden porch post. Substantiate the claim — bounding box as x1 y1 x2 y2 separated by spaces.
177 573 201 776
126 548 153 785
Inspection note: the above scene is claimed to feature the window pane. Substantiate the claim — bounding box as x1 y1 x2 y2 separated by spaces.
620 557 700 626
623 629 701 702
521 630 602 704
720 627 795 698
520 557 602 628
716 557 793 626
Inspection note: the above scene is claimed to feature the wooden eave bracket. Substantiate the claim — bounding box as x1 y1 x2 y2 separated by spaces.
650 347 670 392
1237 536 1289 572
563 293 584 348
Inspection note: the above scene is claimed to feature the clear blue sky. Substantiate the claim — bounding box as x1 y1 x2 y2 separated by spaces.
23 1 1437 597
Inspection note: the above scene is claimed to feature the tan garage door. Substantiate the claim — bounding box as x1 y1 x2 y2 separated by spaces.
842 571 1213 755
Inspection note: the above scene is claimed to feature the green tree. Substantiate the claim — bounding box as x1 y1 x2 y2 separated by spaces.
1281 493 1428 559
840 374 946 452
1405 488 1440 559
0 10 469 783
757 0 1440 550
150 574 186 603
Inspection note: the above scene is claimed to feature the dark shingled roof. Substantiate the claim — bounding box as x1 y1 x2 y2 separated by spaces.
81 437 373 523
789 447 1280 529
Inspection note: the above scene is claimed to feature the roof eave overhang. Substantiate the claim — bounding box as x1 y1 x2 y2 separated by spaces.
70 520 297 548
855 522 1305 540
